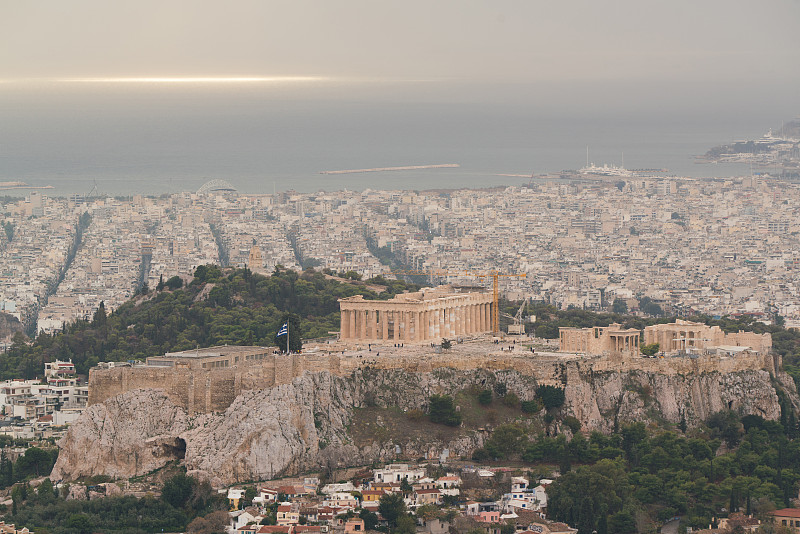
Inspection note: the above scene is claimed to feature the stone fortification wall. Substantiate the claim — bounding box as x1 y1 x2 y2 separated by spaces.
89 352 341 413
89 345 776 414
336 348 778 382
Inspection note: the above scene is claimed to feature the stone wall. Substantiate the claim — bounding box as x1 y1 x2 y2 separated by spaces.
89 352 342 414
89 346 777 414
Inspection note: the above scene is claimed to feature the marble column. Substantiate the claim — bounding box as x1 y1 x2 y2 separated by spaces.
341 310 350 339
469 304 476 334
368 310 377 340
360 310 367 339
381 310 389 340
393 312 400 341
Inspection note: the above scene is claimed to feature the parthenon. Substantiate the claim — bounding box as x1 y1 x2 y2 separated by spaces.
338 286 494 342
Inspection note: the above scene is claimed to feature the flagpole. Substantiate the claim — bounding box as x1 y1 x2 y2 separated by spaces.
287 321 290 355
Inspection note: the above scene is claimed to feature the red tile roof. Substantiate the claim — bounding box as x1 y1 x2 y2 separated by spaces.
772 508 800 518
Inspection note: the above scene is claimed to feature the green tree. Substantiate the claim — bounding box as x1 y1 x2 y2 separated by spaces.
379 492 406 527
416 504 440 521
478 389 492 406
428 395 462 427
577 496 595 534
166 275 184 290
607 511 636 534
503 391 519 408
563 416 582 434
65 513 95 534
3 222 14 242
485 424 526 460
359 508 379 530
14 447 56 479
638 297 663 317
36 478 57 505
612 298 628 314
536 385 566 410
395 514 416 534
640 343 660 357
92 301 107 327
161 472 195 509
343 271 362 281
521 399 541 413
242 486 257 508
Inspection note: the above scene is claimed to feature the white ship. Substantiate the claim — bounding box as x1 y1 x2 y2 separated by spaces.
579 147 633 177
578 162 633 177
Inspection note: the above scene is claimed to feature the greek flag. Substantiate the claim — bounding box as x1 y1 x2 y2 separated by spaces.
276 322 288 337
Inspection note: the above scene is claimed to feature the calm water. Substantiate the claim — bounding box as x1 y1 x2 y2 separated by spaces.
0 80 790 196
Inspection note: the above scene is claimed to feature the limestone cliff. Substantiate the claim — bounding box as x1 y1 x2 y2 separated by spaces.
52 365 797 486
51 389 188 482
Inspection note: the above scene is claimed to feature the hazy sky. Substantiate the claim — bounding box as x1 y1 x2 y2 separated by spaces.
3 0 800 86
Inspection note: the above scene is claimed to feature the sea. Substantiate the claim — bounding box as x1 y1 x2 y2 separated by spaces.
0 79 795 197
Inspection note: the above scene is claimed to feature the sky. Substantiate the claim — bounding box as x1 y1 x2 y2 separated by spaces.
3 0 800 87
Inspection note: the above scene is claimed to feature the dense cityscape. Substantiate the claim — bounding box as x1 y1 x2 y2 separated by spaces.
4 172 800 346
4 1 800 532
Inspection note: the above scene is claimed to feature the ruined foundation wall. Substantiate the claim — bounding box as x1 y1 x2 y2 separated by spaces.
89 347 775 414
89 353 343 413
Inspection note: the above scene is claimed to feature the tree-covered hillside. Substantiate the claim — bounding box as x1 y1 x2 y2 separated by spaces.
0 266 418 379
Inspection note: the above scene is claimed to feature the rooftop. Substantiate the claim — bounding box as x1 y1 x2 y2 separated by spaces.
161 345 269 359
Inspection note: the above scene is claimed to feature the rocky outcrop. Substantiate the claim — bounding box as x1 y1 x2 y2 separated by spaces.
50 389 189 482
0 312 23 341
566 366 787 432
53 365 798 486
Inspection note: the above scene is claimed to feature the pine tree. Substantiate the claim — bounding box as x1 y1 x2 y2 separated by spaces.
577 496 595 534
92 301 107 327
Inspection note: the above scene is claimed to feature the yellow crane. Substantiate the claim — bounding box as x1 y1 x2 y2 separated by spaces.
391 269 526 334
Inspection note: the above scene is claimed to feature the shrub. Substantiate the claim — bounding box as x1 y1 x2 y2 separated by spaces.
472 448 491 462
478 389 492 406
536 385 566 410
406 409 426 421
640 343 660 357
165 275 184 290
563 415 582 433
521 399 542 413
502 392 519 408
428 395 462 427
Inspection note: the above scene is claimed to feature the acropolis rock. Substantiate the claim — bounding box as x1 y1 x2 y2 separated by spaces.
53 363 796 486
